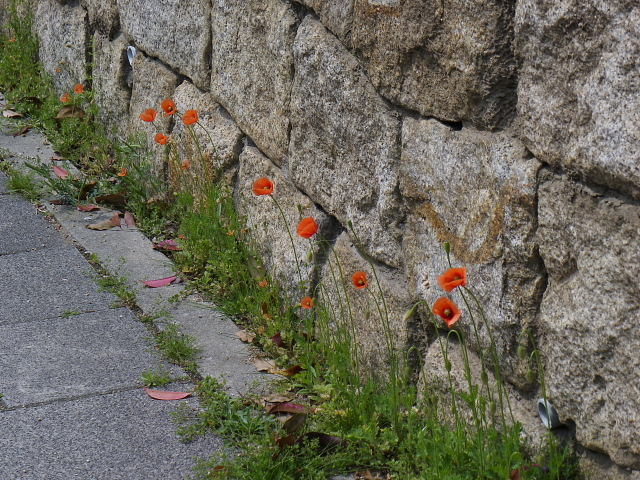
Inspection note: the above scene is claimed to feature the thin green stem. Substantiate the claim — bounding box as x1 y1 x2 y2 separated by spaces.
269 195 303 286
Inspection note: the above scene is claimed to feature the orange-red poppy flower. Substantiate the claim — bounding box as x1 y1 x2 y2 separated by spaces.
352 271 368 290
73 83 84 94
182 109 198 125
60 93 70 103
161 98 177 116
438 267 467 292
117 167 128 177
258 279 269 288
139 108 157 123
300 296 314 309
253 177 274 196
297 217 318 239
433 297 461 328
155 133 168 145
181 159 191 170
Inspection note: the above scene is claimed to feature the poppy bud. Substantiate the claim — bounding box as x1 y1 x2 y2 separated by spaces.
443 242 451 255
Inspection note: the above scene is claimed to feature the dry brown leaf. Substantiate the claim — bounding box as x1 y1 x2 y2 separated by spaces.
12 125 30 136
86 212 121 230
257 326 266 335
272 365 303 377
236 330 255 343
262 393 294 403
2 109 23 118
253 358 277 372
54 105 85 119
282 413 307 435
124 211 136 228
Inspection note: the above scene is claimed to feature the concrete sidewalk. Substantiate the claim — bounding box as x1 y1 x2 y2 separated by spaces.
0 106 226 478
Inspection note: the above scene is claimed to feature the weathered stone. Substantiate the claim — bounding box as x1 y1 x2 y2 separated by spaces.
80 0 119 35
33 0 87 93
92 33 130 135
515 1 640 199
290 16 403 267
537 170 640 468
419 339 548 451
400 118 544 388
318 232 416 377
297 0 517 129
117 0 210 89
210 0 299 164
170 81 243 177
295 0 353 40
235 145 336 300
128 51 178 173
579 450 640 480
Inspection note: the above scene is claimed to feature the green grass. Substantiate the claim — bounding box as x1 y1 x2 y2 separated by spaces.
155 323 200 375
61 310 82 318
95 273 136 309
140 368 173 388
5 166 42 201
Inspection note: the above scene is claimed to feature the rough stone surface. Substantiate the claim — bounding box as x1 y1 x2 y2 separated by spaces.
400 118 544 387
515 1 640 199
298 0 517 129
235 145 336 300
33 0 87 93
0 388 222 479
290 17 403 267
117 0 210 89
80 0 119 35
537 170 640 468
0 195 67 255
319 232 415 376
210 0 300 164
128 51 178 172
171 80 243 176
579 451 640 480
419 340 548 451
92 33 131 135
0 245 116 325
0 172 7 193
0 309 171 407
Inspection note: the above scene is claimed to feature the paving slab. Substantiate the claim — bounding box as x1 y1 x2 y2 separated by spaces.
0 245 116 325
0 119 55 162
47 204 183 313
0 387 223 479
0 195 68 254
0 308 180 407
47 200 278 396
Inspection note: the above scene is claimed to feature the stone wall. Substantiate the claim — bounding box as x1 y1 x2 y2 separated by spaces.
10 0 639 476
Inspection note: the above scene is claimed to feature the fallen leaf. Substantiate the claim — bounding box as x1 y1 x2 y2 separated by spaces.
22 96 43 107
78 181 97 199
303 432 346 452
262 393 294 403
86 212 121 230
253 358 277 372
275 435 297 449
268 403 309 415
510 469 521 480
152 239 182 251
144 388 192 400
271 332 285 348
2 109 23 118
143 275 178 288
52 165 70 179
124 211 136 228
49 199 67 205
95 192 127 207
283 413 307 435
236 330 255 343
54 105 85 119
50 155 64 162
257 326 266 335
77 204 100 212
273 365 303 377
12 125 30 136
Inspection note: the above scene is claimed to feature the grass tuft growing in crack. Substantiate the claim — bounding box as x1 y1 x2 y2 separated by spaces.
155 323 200 376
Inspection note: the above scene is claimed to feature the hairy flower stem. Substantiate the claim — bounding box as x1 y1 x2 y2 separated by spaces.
269 196 303 286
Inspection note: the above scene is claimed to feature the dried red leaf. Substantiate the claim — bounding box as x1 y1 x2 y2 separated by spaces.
144 388 192 400
12 125 30 136
268 403 309 415
271 332 284 348
52 165 70 179
275 435 297 449
78 181 97 200
77 204 100 212
510 469 521 480
86 212 121 231
142 275 178 288
124 211 136 228
283 413 307 435
152 239 182 251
